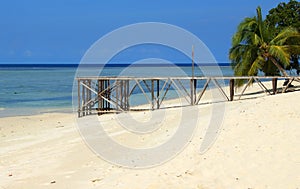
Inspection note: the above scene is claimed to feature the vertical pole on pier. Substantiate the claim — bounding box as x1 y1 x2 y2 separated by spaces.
103 80 110 112
82 80 86 116
120 80 124 110
157 79 160 109
194 79 197 104
191 45 195 105
86 80 89 115
97 80 101 115
229 79 235 101
151 79 154 110
78 79 81 117
106 79 111 111
116 80 119 111
272 78 277 95
126 80 129 111
104 80 108 112
87 80 91 115
190 79 194 105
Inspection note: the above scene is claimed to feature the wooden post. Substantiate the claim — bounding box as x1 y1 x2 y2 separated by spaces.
126 80 129 110
229 79 234 101
104 80 110 112
190 79 195 105
272 78 277 95
194 79 197 104
151 79 154 110
104 80 107 112
87 80 91 115
107 80 111 111
78 79 81 117
157 79 160 109
120 80 124 110
191 45 195 105
82 80 86 116
116 80 119 111
97 80 102 115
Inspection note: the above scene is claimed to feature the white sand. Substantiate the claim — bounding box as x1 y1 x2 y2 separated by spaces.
0 81 299 189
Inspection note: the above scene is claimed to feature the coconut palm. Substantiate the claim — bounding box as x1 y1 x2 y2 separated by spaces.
229 6 300 86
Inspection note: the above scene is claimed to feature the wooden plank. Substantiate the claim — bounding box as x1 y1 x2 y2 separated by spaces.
159 80 173 107
212 79 229 101
170 78 190 104
76 76 300 80
253 78 271 95
135 79 152 106
195 78 211 105
176 79 191 98
238 78 253 100
77 76 300 117
282 78 294 93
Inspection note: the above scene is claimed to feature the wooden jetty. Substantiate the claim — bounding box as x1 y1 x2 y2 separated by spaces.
77 76 300 117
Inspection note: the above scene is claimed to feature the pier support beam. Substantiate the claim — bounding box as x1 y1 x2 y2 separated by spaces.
77 76 299 117
272 78 277 95
229 79 235 101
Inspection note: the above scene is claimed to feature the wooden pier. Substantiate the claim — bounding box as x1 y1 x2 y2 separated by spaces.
77 76 300 117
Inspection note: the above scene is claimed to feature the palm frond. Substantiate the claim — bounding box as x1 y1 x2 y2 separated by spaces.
271 27 300 45
283 45 300 55
252 33 263 45
268 45 291 67
232 17 258 46
248 56 264 75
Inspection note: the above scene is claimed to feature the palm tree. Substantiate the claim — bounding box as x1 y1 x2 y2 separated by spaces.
229 6 300 86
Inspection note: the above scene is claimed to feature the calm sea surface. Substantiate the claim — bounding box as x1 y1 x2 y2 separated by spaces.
0 65 233 117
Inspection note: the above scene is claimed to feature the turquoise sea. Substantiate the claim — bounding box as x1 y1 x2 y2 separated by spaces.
0 64 234 117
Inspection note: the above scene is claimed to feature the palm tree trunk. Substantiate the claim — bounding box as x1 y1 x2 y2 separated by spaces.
268 56 289 77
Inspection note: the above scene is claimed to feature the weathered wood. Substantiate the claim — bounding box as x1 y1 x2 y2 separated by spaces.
212 79 229 101
82 80 85 116
195 78 210 105
176 79 191 98
97 80 102 115
87 80 92 115
157 79 160 109
77 76 299 117
76 76 300 80
272 78 277 95
253 78 271 95
126 80 130 110
78 79 81 117
151 80 154 110
190 79 194 105
282 78 294 93
238 78 253 100
159 80 173 107
193 79 197 104
170 79 190 103
229 79 234 101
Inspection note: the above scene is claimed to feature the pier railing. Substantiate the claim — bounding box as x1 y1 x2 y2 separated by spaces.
76 76 300 117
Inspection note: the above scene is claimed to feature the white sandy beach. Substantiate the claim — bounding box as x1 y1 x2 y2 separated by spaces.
0 81 300 189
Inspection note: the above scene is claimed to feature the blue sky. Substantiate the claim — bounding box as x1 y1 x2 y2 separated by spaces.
0 0 288 64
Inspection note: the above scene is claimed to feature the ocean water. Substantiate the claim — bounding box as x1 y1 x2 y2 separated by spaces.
0 64 233 117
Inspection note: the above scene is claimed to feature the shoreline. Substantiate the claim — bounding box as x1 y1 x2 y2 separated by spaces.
1 79 299 118
0 106 74 118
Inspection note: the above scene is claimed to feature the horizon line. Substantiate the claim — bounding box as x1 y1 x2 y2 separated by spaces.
0 62 231 67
